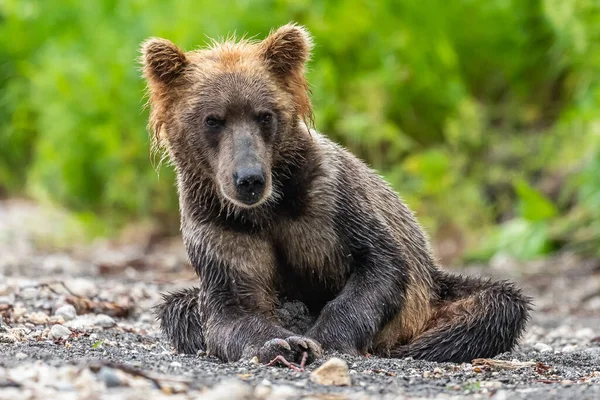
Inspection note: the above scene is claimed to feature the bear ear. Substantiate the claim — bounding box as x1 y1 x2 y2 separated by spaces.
141 38 188 85
259 23 313 77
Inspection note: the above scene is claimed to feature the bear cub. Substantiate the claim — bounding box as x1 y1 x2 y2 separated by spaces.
141 23 531 365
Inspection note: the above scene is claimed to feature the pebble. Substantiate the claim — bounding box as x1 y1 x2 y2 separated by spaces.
533 342 553 353
170 361 182 368
97 367 122 388
65 314 116 330
15 352 27 360
94 314 116 328
202 379 252 400
562 344 577 353
64 278 98 297
49 324 71 340
19 287 38 299
0 332 17 343
27 311 49 325
310 357 351 386
575 328 595 339
55 304 77 321
267 385 298 399
254 382 272 399
492 390 509 400
481 381 502 389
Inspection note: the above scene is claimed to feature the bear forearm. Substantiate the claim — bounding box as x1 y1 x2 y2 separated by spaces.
204 312 293 361
307 273 406 354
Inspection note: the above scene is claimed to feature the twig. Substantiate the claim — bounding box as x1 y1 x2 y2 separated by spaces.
20 281 77 297
299 351 308 370
20 281 132 317
88 360 193 389
536 379 560 384
266 355 303 372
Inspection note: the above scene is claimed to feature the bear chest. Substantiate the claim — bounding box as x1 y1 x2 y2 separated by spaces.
273 215 350 290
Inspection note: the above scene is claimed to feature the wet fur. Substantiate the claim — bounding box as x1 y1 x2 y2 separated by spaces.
142 24 531 363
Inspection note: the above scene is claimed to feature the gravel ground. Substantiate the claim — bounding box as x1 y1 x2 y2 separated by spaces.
1 199 599 399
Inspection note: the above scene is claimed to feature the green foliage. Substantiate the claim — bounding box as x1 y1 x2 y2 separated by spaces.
470 180 558 261
1 0 600 260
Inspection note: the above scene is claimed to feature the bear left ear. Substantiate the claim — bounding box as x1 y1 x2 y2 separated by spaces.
141 38 188 86
259 23 313 77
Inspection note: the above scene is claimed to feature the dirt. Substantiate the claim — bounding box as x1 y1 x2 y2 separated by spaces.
1 199 599 399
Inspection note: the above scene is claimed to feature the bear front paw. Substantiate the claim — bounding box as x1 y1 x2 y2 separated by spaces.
258 336 323 367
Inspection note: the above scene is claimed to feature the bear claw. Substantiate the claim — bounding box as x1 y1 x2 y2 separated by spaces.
258 336 322 370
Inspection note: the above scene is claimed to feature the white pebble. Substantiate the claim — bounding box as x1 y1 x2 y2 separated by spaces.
49 324 71 340
533 342 552 353
562 344 577 353
94 314 116 328
65 314 115 330
55 304 77 321
202 379 252 400
64 278 98 297
267 385 297 399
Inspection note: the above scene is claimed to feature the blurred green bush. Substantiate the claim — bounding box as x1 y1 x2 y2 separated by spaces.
1 0 600 262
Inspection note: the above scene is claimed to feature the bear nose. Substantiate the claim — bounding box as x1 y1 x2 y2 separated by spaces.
233 167 266 204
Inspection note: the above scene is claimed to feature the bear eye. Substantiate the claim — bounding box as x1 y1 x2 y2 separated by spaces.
258 112 273 125
205 116 223 128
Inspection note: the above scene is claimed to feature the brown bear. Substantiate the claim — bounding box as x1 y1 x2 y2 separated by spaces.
141 23 531 366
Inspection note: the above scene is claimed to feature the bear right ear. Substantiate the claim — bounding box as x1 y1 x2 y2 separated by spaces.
141 38 188 85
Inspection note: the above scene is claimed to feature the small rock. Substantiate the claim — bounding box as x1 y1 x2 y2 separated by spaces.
575 328 594 339
481 381 502 389
97 367 122 388
54 381 76 391
49 324 71 340
561 379 573 386
0 333 16 343
48 315 65 324
64 278 98 297
492 390 509 400
267 385 297 399
19 287 38 299
170 361 182 368
27 311 49 325
15 352 27 360
55 304 77 321
562 344 577 353
254 382 272 399
65 314 115 330
292 379 308 388
12 305 26 318
94 314 116 328
310 357 351 386
533 342 552 353
202 379 252 400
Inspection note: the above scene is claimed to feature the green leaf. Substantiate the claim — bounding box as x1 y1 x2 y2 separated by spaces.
515 179 558 222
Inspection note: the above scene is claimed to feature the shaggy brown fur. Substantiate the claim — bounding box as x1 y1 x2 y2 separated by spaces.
141 23 531 364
